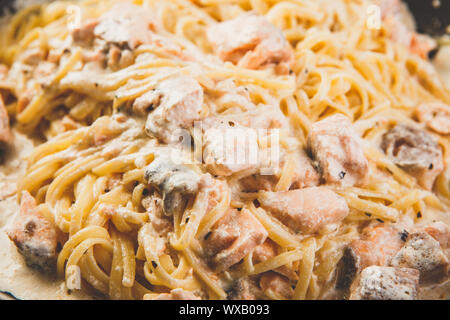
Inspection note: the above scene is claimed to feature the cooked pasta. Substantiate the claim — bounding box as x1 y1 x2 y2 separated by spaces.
0 0 448 300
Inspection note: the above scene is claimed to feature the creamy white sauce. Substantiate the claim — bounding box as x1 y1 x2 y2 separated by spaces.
0 1 448 300
0 129 91 300
434 45 450 89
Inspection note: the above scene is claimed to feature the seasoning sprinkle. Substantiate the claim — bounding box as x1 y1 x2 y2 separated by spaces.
204 232 212 240
400 230 409 242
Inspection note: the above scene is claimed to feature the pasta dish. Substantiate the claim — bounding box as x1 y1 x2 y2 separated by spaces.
0 0 448 300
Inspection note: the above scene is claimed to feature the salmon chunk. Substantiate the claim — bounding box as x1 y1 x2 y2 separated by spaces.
75 4 190 65
228 278 263 300
34 61 58 86
384 17 435 59
72 19 99 46
336 224 404 290
350 266 420 300
150 288 200 300
239 149 319 192
203 208 268 271
144 152 203 216
6 191 58 273
252 240 298 280
289 149 320 189
239 174 278 193
307 114 369 187
0 95 11 148
133 89 161 116
424 222 449 249
259 272 294 299
20 47 46 65
142 195 173 238
242 104 290 130
414 103 450 135
143 76 204 143
207 13 293 72
203 120 260 177
0 64 8 80
258 187 349 234
253 240 278 263
391 232 449 283
378 0 436 59
71 5 151 69
107 45 134 70
377 0 405 18
93 3 155 50
381 124 444 190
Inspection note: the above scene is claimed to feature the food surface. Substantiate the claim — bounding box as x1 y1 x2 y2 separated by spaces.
0 0 448 300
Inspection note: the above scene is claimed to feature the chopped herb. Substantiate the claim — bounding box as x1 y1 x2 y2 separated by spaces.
104 188 110 193
400 230 409 242
185 217 190 223
376 218 384 223
339 171 346 179
365 213 372 217
428 48 439 60
289 69 294 75
151 261 158 268
204 232 212 240
237 207 242 211
428 163 433 170
253 199 261 208
25 221 36 233
417 211 422 218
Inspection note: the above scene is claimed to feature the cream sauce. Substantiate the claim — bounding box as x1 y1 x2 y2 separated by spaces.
0 129 91 300
434 45 450 89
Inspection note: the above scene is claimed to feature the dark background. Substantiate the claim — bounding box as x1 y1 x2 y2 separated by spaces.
0 0 449 36
404 0 450 36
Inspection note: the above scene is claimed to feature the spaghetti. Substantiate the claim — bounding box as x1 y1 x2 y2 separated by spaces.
0 0 448 300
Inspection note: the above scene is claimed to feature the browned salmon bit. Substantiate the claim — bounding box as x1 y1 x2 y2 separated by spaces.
0 0 448 300
7 191 58 273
